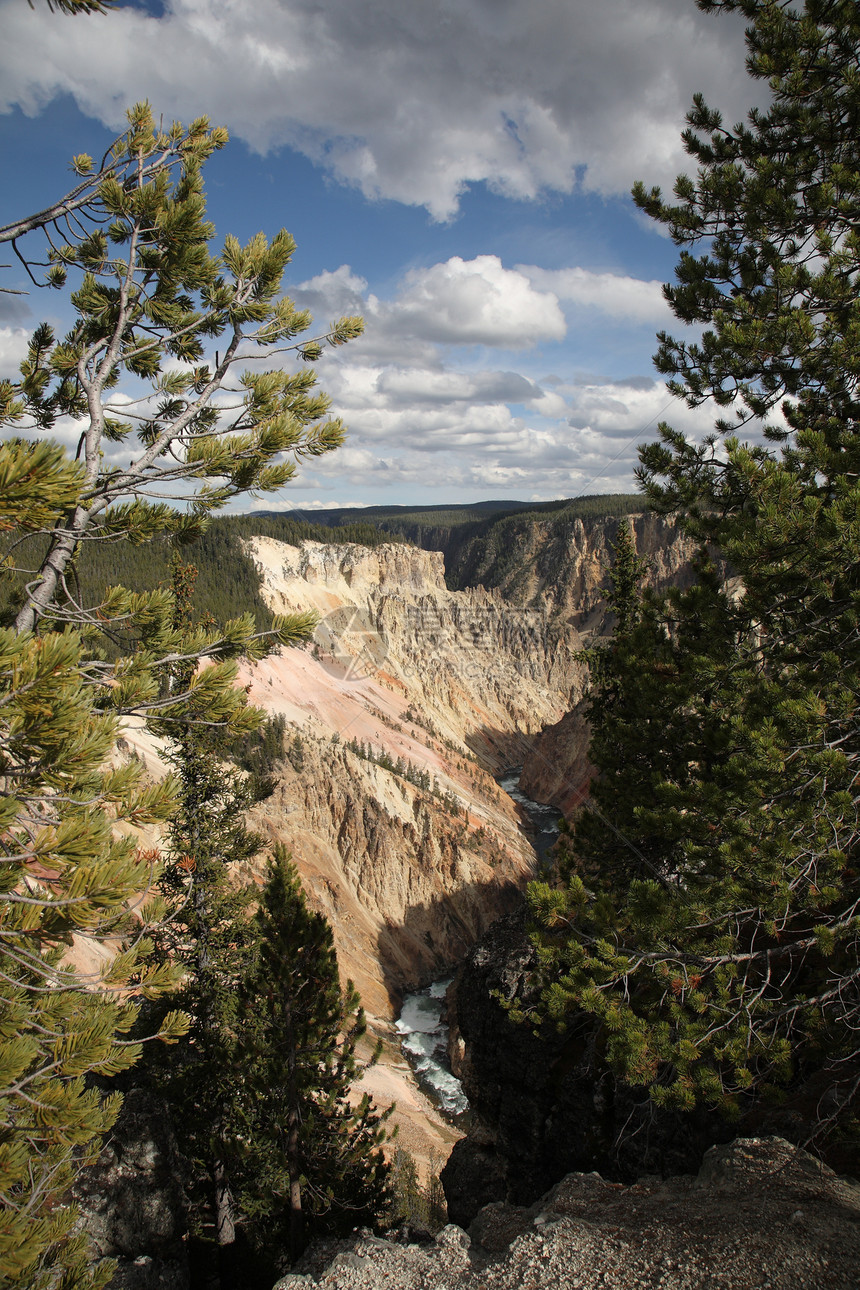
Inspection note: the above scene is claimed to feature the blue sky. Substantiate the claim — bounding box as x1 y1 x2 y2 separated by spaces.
0 0 756 512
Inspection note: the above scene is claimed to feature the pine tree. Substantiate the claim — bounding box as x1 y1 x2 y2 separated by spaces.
237 848 391 1265
152 728 261 1285
563 526 738 888
146 556 264 1287
0 452 186 1289
2 100 361 641
530 0 860 1141
0 103 359 1282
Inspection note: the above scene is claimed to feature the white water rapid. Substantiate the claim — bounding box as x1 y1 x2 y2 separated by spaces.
394 772 560 1119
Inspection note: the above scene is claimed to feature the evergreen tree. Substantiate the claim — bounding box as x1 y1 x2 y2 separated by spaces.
529 0 860 1140
0 103 358 1281
237 848 391 1265
2 100 361 641
235 712 288 799
152 729 260 1285
389 1148 447 1233
560 520 661 886
148 556 263 1287
0 450 186 1289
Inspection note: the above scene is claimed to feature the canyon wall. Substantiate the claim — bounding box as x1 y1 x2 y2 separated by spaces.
471 511 700 811
240 537 584 1021
404 510 698 634
240 515 700 1013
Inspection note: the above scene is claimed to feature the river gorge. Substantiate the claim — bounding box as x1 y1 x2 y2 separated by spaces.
116 519 686 1182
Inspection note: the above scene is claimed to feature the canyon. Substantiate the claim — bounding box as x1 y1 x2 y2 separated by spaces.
92 508 860 1290
239 535 582 1017
234 534 584 1173
111 510 700 1185
230 514 694 1173
237 510 698 1013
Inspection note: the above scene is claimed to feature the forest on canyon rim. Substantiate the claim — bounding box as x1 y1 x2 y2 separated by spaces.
3 0 860 1286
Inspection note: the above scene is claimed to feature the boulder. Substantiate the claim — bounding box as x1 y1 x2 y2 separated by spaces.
72 1088 188 1290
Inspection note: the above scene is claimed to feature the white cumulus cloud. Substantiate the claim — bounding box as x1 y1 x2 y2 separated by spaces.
0 0 754 219
518 266 672 324
390 257 565 348
293 255 567 358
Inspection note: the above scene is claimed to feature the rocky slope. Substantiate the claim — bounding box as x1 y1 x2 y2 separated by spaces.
242 513 700 844
277 1137 860 1290
431 510 697 633
72 1090 187 1290
240 537 584 1022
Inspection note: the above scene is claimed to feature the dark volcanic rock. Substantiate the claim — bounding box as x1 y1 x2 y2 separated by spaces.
72 1088 188 1290
441 906 733 1228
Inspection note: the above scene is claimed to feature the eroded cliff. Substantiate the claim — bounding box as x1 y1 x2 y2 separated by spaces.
440 511 697 632
239 538 584 1021
499 512 700 810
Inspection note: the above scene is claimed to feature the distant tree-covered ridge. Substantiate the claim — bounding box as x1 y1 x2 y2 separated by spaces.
1 495 643 638
0 512 409 640
262 493 644 533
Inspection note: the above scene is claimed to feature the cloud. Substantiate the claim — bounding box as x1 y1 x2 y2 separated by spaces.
518 265 672 324
374 368 543 407
390 256 565 347
0 295 33 326
293 255 566 361
564 378 711 439
243 497 367 513
0 327 31 379
0 0 754 218
277 261 729 501
289 266 368 321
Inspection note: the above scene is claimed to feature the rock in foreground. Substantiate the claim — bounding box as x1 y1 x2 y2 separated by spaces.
275 1137 860 1290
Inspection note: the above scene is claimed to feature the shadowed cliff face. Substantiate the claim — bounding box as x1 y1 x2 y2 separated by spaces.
245 736 530 1019
518 699 594 816
431 512 699 636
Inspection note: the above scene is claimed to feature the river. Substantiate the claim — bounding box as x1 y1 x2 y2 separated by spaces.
394 977 469 1117
394 770 561 1118
498 768 560 870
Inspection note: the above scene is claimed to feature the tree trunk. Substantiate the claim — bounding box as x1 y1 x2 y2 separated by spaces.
283 994 305 1262
287 1104 305 1262
213 1155 237 1290
14 525 80 635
